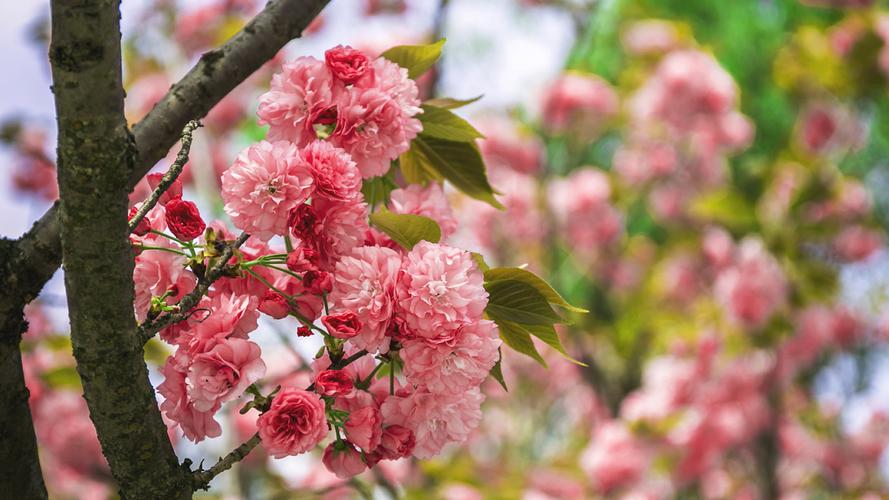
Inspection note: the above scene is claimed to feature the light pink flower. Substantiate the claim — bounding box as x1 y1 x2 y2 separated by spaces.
165 292 259 353
541 73 618 133
833 225 883 262
221 140 314 241
133 236 197 320
302 140 362 202
344 405 383 452
322 442 367 479
396 241 488 341
381 386 484 459
186 338 266 412
400 319 501 394
621 20 680 55
329 245 402 352
257 387 328 458
158 352 222 442
714 238 788 328
258 57 344 146
390 183 458 239
548 168 623 255
580 421 648 493
477 116 543 174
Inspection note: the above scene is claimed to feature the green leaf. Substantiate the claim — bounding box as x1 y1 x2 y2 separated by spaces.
516 323 586 366
399 146 441 185
689 189 756 230
484 267 588 313
413 135 503 209
418 105 484 142
369 210 441 250
41 366 82 390
497 320 547 367
361 175 397 209
380 39 445 79
424 95 483 109
489 348 508 391
485 279 562 326
471 252 490 272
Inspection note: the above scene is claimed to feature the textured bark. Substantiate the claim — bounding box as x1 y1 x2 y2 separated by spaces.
49 1 189 498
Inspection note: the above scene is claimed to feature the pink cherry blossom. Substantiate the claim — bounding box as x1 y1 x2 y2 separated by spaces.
396 241 488 341
158 352 222 442
344 405 383 452
381 386 484 459
301 140 362 202
329 245 402 352
322 442 367 479
714 238 788 328
580 421 648 493
541 73 618 133
186 338 266 412
221 140 314 241
257 387 328 458
133 236 196 321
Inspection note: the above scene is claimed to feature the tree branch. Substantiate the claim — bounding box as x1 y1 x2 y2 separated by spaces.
192 433 261 491
128 120 200 234
139 232 250 344
49 1 190 497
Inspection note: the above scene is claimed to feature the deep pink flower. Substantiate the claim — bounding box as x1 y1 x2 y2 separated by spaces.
257 387 328 458
257 57 345 146
322 441 367 479
400 319 501 394
146 171 183 205
258 289 291 319
315 369 354 397
221 140 314 241
376 425 416 460
389 184 458 239
329 245 402 352
186 338 266 412
325 45 372 85
128 206 151 236
322 311 362 339
302 140 362 202
381 386 484 459
286 246 320 272
165 198 206 241
344 405 383 452
397 242 488 341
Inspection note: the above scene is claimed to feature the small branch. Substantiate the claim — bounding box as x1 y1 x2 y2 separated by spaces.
192 433 261 491
332 350 369 370
139 232 250 343
128 120 201 234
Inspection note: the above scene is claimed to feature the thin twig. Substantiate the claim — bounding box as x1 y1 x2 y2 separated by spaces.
192 433 261 491
128 120 201 234
138 232 250 343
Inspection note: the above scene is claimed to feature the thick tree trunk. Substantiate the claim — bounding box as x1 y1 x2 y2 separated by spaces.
49 1 190 498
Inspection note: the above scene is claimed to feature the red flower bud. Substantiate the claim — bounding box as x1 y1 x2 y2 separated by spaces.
324 45 372 85
322 311 361 339
286 246 319 273
259 290 290 319
296 325 313 337
303 270 333 295
314 369 354 397
146 172 183 206
288 204 319 240
128 206 151 236
164 198 206 241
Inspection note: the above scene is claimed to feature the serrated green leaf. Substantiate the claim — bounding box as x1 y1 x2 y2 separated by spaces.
515 323 586 366
369 210 441 249
413 135 503 209
485 267 588 313
41 366 82 390
497 320 547 367
485 279 562 325
419 105 484 142
490 348 508 391
380 39 445 79
424 95 483 109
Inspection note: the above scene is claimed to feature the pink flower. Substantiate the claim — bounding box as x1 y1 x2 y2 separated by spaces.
580 421 648 493
621 20 680 55
221 140 314 241
186 338 266 412
400 320 501 395
329 245 402 352
381 386 484 459
325 45 372 85
477 116 543 174
311 197 371 268
714 238 788 328
375 425 416 460
158 352 222 442
833 225 883 262
396 242 487 341
164 198 206 241
389 184 458 239
133 238 197 321
322 311 362 339
146 172 183 205
258 289 291 319
302 140 362 202
166 292 258 353
322 442 367 479
257 387 328 458
315 369 354 397
258 57 345 146
344 405 383 452
548 168 623 255
541 73 618 133
330 58 422 177
286 246 320 272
